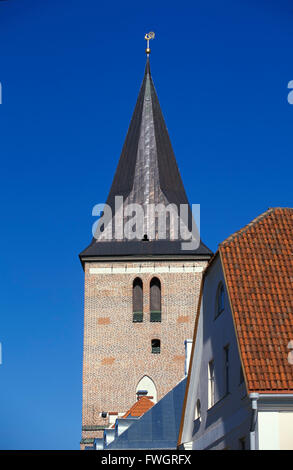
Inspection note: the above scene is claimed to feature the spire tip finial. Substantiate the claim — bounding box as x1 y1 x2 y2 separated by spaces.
145 31 155 55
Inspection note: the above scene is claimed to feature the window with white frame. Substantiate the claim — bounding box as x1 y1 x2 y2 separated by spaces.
194 399 201 421
208 360 215 408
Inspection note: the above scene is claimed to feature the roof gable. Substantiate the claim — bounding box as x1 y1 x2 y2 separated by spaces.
220 207 293 393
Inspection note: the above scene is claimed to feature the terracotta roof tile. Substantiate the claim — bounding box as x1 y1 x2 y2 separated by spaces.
122 396 154 418
220 208 293 393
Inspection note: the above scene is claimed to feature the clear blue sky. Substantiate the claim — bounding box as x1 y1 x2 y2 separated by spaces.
0 0 292 450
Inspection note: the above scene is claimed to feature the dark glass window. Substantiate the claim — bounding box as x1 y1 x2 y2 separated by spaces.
133 278 143 322
215 283 225 318
150 277 161 322
151 339 160 354
224 345 230 396
239 437 246 450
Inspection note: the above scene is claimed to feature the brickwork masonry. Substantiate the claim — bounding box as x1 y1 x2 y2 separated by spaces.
81 260 207 445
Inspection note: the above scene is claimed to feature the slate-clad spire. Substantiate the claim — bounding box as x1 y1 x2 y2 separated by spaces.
80 56 212 260
105 57 189 213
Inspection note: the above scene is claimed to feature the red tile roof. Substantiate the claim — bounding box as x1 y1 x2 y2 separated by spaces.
122 396 154 418
220 208 293 393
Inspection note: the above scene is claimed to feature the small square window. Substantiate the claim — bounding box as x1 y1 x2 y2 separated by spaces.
151 339 160 354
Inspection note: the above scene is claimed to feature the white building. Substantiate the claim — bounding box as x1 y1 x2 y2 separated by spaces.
178 208 293 450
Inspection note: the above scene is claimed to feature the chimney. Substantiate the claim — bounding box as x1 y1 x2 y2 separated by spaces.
184 339 192 376
136 390 148 400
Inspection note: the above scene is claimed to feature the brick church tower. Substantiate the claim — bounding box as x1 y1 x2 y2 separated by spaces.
79 45 212 448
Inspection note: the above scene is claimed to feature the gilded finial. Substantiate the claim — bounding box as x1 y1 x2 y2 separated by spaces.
145 31 155 55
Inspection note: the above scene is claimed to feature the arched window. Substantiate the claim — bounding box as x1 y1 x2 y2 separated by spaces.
151 339 160 354
133 278 143 322
215 282 225 319
150 277 161 322
136 375 157 403
152 339 161 354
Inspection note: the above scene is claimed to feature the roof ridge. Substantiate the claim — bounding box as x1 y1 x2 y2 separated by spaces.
219 207 276 248
122 396 154 418
220 206 293 248
220 207 293 393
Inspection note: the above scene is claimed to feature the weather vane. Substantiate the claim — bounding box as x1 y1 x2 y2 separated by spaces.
145 31 155 55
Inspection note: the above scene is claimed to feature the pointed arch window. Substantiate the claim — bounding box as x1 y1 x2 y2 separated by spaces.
133 278 143 322
136 375 157 403
150 277 161 322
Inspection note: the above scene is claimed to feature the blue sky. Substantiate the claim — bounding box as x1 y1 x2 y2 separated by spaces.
0 0 292 449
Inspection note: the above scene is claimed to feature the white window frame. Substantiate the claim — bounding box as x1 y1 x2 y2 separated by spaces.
208 359 215 408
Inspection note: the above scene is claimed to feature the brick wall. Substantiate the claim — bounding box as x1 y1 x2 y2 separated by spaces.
81 259 207 446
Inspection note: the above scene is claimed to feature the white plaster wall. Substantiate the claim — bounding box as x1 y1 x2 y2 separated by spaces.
180 302 204 444
258 412 279 450
279 412 293 450
180 256 251 450
89 266 204 275
259 411 293 450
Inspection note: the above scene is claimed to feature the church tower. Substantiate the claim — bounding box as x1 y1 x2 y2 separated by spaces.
79 38 212 448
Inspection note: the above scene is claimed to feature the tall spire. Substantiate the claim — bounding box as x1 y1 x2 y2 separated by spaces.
80 45 212 259
103 54 190 220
